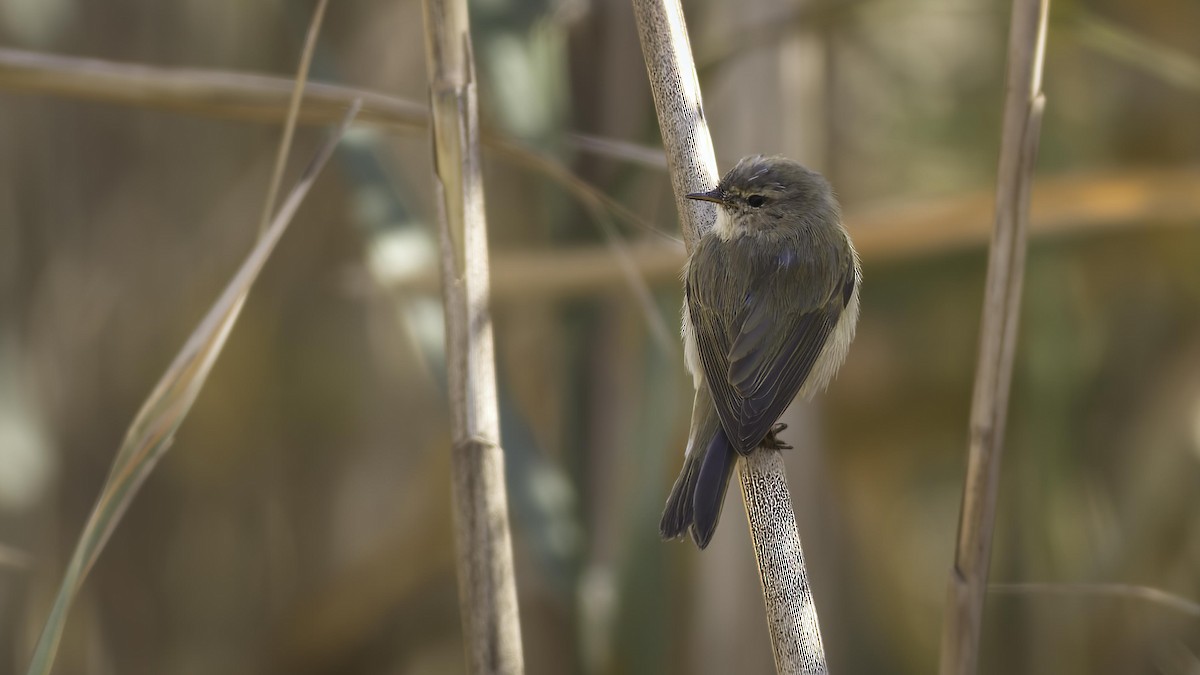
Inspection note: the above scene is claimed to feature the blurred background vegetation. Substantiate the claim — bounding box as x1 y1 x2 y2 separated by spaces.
2 0 1199 673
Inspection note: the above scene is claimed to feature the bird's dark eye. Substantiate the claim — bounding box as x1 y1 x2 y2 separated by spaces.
747 195 766 208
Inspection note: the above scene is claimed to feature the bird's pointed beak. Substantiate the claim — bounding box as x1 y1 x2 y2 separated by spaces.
686 187 726 205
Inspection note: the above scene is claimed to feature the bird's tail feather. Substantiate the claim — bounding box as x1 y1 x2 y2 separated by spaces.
660 450 699 541
690 429 736 548
659 428 737 549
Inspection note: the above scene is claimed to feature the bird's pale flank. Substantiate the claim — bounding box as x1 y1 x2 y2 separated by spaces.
661 155 861 549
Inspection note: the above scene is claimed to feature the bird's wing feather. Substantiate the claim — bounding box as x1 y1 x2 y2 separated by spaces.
688 235 854 454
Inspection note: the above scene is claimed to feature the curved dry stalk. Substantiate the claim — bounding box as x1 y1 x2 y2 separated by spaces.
24 101 361 675
631 0 828 672
0 47 665 196
23 8 352 672
0 47 678 352
0 46 426 131
938 1 1051 674
419 0 525 671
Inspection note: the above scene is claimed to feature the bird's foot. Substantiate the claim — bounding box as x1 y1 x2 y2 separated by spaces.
761 423 793 451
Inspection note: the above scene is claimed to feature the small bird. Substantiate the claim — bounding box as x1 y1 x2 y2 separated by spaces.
661 155 861 549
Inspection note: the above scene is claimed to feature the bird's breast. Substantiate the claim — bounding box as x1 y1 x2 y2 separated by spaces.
681 302 703 389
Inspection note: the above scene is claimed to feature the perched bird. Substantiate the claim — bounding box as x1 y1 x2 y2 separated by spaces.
660 155 861 549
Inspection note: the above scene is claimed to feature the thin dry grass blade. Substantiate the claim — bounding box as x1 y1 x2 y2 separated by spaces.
258 0 329 234
481 137 680 351
1075 11 1200 92
990 582 1200 619
24 100 361 675
565 132 668 169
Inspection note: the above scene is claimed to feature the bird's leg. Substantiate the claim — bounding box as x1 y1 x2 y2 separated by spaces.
760 422 793 451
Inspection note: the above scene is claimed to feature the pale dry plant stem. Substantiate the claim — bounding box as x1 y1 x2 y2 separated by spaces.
938 1 1050 674
0 48 652 234
631 0 829 672
0 47 676 349
419 0 525 671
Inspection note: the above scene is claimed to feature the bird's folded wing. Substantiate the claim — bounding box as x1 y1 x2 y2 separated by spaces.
688 253 854 454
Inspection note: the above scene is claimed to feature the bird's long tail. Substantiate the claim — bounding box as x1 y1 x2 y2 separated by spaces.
660 426 737 549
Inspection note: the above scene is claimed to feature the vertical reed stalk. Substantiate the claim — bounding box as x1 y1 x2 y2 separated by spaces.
939 1 1050 673
419 0 525 671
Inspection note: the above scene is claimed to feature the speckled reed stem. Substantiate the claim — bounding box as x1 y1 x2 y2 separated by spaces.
631 0 829 672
